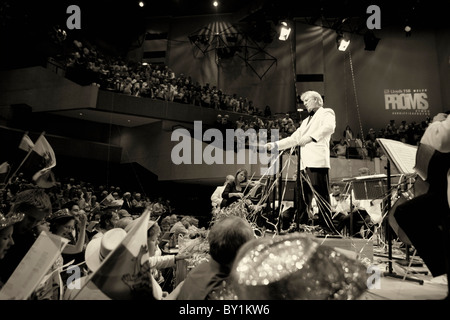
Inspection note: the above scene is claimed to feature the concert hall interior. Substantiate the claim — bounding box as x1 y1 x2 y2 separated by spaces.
0 0 449 304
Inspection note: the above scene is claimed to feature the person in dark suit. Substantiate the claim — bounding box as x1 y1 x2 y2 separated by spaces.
121 192 133 213
266 90 336 233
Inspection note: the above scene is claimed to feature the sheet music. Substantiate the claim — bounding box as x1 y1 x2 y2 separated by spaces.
0 231 69 300
377 138 418 174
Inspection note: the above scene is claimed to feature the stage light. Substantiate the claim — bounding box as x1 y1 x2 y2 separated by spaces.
213 1 219 7
336 32 350 51
279 21 291 41
404 25 412 37
138 1 145 7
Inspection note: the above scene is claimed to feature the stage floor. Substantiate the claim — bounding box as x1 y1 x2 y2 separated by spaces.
359 240 448 300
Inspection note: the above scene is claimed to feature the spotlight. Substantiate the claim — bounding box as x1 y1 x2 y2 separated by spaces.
213 1 219 7
336 32 350 51
279 21 291 41
364 30 380 51
138 1 145 7
404 25 412 37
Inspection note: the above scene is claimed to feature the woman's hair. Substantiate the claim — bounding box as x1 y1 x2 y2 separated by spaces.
49 216 75 234
235 168 248 183
98 211 115 229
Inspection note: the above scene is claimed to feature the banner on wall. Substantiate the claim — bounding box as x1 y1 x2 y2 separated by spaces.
384 88 430 117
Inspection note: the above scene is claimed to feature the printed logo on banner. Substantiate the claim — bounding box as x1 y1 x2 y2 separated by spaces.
384 88 430 116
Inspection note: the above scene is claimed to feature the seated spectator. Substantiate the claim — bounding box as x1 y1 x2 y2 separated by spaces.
91 210 119 240
47 208 88 264
0 213 25 287
125 219 190 294
176 215 255 300
121 192 133 212
150 197 167 217
333 138 348 158
159 216 172 235
0 189 53 298
131 193 145 215
169 216 191 246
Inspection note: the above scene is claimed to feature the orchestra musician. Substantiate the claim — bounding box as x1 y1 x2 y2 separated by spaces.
393 112 450 288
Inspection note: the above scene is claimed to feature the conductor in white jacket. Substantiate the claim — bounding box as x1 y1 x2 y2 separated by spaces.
266 91 336 232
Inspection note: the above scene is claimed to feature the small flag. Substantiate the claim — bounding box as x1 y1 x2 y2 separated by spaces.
101 193 115 205
18 134 35 152
31 135 56 183
0 162 10 174
33 135 56 168
73 210 157 300
34 170 57 189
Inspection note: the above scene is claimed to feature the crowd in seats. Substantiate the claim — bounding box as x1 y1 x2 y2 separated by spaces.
0 169 371 300
53 39 265 116
330 117 431 160
209 112 301 151
0 173 208 296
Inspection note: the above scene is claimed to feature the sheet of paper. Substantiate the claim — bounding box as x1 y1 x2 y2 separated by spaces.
0 231 68 300
377 138 417 174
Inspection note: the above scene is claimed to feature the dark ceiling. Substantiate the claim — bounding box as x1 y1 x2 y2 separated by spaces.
1 0 445 31
0 0 446 67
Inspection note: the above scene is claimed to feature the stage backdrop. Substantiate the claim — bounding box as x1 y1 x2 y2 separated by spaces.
296 23 445 141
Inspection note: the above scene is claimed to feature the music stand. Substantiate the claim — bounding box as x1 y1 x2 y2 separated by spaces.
377 138 424 284
343 174 387 237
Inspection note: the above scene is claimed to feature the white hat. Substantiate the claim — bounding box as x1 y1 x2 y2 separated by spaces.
84 228 127 272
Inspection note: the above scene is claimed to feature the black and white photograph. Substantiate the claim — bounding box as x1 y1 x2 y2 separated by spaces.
0 0 448 313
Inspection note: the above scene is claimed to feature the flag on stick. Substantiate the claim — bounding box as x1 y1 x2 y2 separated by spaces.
73 210 157 300
18 133 35 152
31 134 56 183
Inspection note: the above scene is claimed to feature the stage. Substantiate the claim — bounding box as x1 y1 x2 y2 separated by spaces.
360 239 448 300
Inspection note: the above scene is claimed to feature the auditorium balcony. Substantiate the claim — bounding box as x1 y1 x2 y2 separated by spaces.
0 66 389 188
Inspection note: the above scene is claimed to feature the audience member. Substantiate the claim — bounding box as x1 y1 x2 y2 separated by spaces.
170 216 191 247
332 138 348 158
176 215 255 300
47 208 87 264
0 212 24 261
0 189 52 286
91 210 119 239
